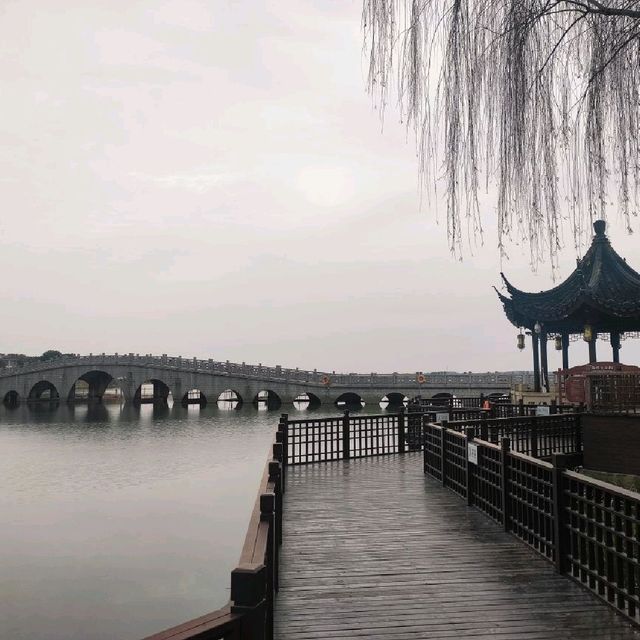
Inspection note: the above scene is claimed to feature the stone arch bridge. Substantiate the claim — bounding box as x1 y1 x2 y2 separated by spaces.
0 354 524 409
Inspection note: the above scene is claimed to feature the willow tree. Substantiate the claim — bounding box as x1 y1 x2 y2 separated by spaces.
362 0 640 269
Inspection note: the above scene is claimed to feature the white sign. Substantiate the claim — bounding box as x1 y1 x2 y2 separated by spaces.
536 405 550 416
436 412 450 424
467 442 478 465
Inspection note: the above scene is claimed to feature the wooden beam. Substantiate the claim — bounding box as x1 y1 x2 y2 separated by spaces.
540 332 549 393
588 332 598 363
532 333 541 392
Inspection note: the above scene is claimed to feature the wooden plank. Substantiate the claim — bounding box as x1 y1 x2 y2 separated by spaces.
275 453 640 639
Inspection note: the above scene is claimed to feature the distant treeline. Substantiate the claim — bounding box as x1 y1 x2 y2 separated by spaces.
0 350 73 369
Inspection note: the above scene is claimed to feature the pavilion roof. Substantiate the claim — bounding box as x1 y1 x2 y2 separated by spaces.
496 220 640 332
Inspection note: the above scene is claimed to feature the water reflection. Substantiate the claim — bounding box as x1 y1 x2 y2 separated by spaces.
1 403 282 640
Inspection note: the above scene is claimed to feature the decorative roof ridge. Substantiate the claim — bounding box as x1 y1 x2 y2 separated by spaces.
500 268 583 299
499 272 523 296
493 285 511 304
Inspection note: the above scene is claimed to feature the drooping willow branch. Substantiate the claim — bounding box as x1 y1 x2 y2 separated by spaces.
362 0 640 270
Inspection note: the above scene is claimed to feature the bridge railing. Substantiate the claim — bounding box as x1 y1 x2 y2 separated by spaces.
424 421 640 627
142 426 286 640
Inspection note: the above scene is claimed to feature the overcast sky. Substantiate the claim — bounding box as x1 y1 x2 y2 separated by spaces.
1 0 639 373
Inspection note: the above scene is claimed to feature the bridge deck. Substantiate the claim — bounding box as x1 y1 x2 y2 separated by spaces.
275 453 640 640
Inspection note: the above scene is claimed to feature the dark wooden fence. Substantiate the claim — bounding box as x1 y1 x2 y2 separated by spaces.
424 421 640 627
285 412 406 465
142 426 286 640
587 371 640 414
444 413 582 458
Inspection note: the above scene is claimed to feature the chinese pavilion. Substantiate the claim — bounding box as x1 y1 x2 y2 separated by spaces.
496 220 640 392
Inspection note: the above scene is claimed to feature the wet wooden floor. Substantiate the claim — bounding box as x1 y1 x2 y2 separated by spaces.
275 453 640 639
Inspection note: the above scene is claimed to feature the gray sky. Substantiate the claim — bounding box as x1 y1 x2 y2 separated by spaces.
1 0 639 372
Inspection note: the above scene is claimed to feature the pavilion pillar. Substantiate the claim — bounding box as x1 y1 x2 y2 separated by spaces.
540 331 550 393
532 333 541 392
588 332 598 363
561 333 569 370
611 331 621 363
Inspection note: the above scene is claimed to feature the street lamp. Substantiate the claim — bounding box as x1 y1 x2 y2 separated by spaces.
517 332 525 350
555 336 562 351
583 324 593 342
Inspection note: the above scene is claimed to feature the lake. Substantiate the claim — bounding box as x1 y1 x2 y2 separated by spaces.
0 400 383 640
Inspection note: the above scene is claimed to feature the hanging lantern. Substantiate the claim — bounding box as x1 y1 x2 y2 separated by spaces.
534 321 542 334
517 332 525 350
555 336 562 351
583 324 593 342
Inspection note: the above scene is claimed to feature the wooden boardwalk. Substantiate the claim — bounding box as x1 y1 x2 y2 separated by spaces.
275 453 640 640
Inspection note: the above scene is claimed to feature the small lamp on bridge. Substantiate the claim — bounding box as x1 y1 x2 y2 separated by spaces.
583 324 593 342
517 332 525 350
534 321 542 334
555 335 562 351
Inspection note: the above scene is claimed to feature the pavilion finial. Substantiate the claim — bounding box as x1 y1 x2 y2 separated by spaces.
593 219 606 237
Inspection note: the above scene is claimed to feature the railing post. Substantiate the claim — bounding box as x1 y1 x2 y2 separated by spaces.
480 412 488 441
574 413 583 453
550 398 558 415
440 421 448 486
518 397 524 416
420 415 425 473
342 411 350 460
398 407 406 454
500 437 511 532
279 414 289 474
465 426 475 506
260 493 275 640
268 460 282 582
530 415 539 458
231 564 267 640
275 433 286 493
552 453 569 575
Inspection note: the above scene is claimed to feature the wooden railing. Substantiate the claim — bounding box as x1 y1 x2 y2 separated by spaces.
142 427 286 640
409 396 579 419
444 413 582 458
587 371 640 413
285 412 406 465
424 421 640 626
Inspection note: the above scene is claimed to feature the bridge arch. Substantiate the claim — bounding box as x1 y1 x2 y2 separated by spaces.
382 392 408 408
218 389 243 410
3 390 20 408
68 370 127 403
182 388 207 408
254 390 282 410
133 379 172 406
335 392 364 409
28 380 60 402
293 392 322 410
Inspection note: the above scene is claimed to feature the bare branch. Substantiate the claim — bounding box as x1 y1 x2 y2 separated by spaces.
362 0 640 270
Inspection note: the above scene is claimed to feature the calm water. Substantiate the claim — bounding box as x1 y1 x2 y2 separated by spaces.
0 401 359 640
